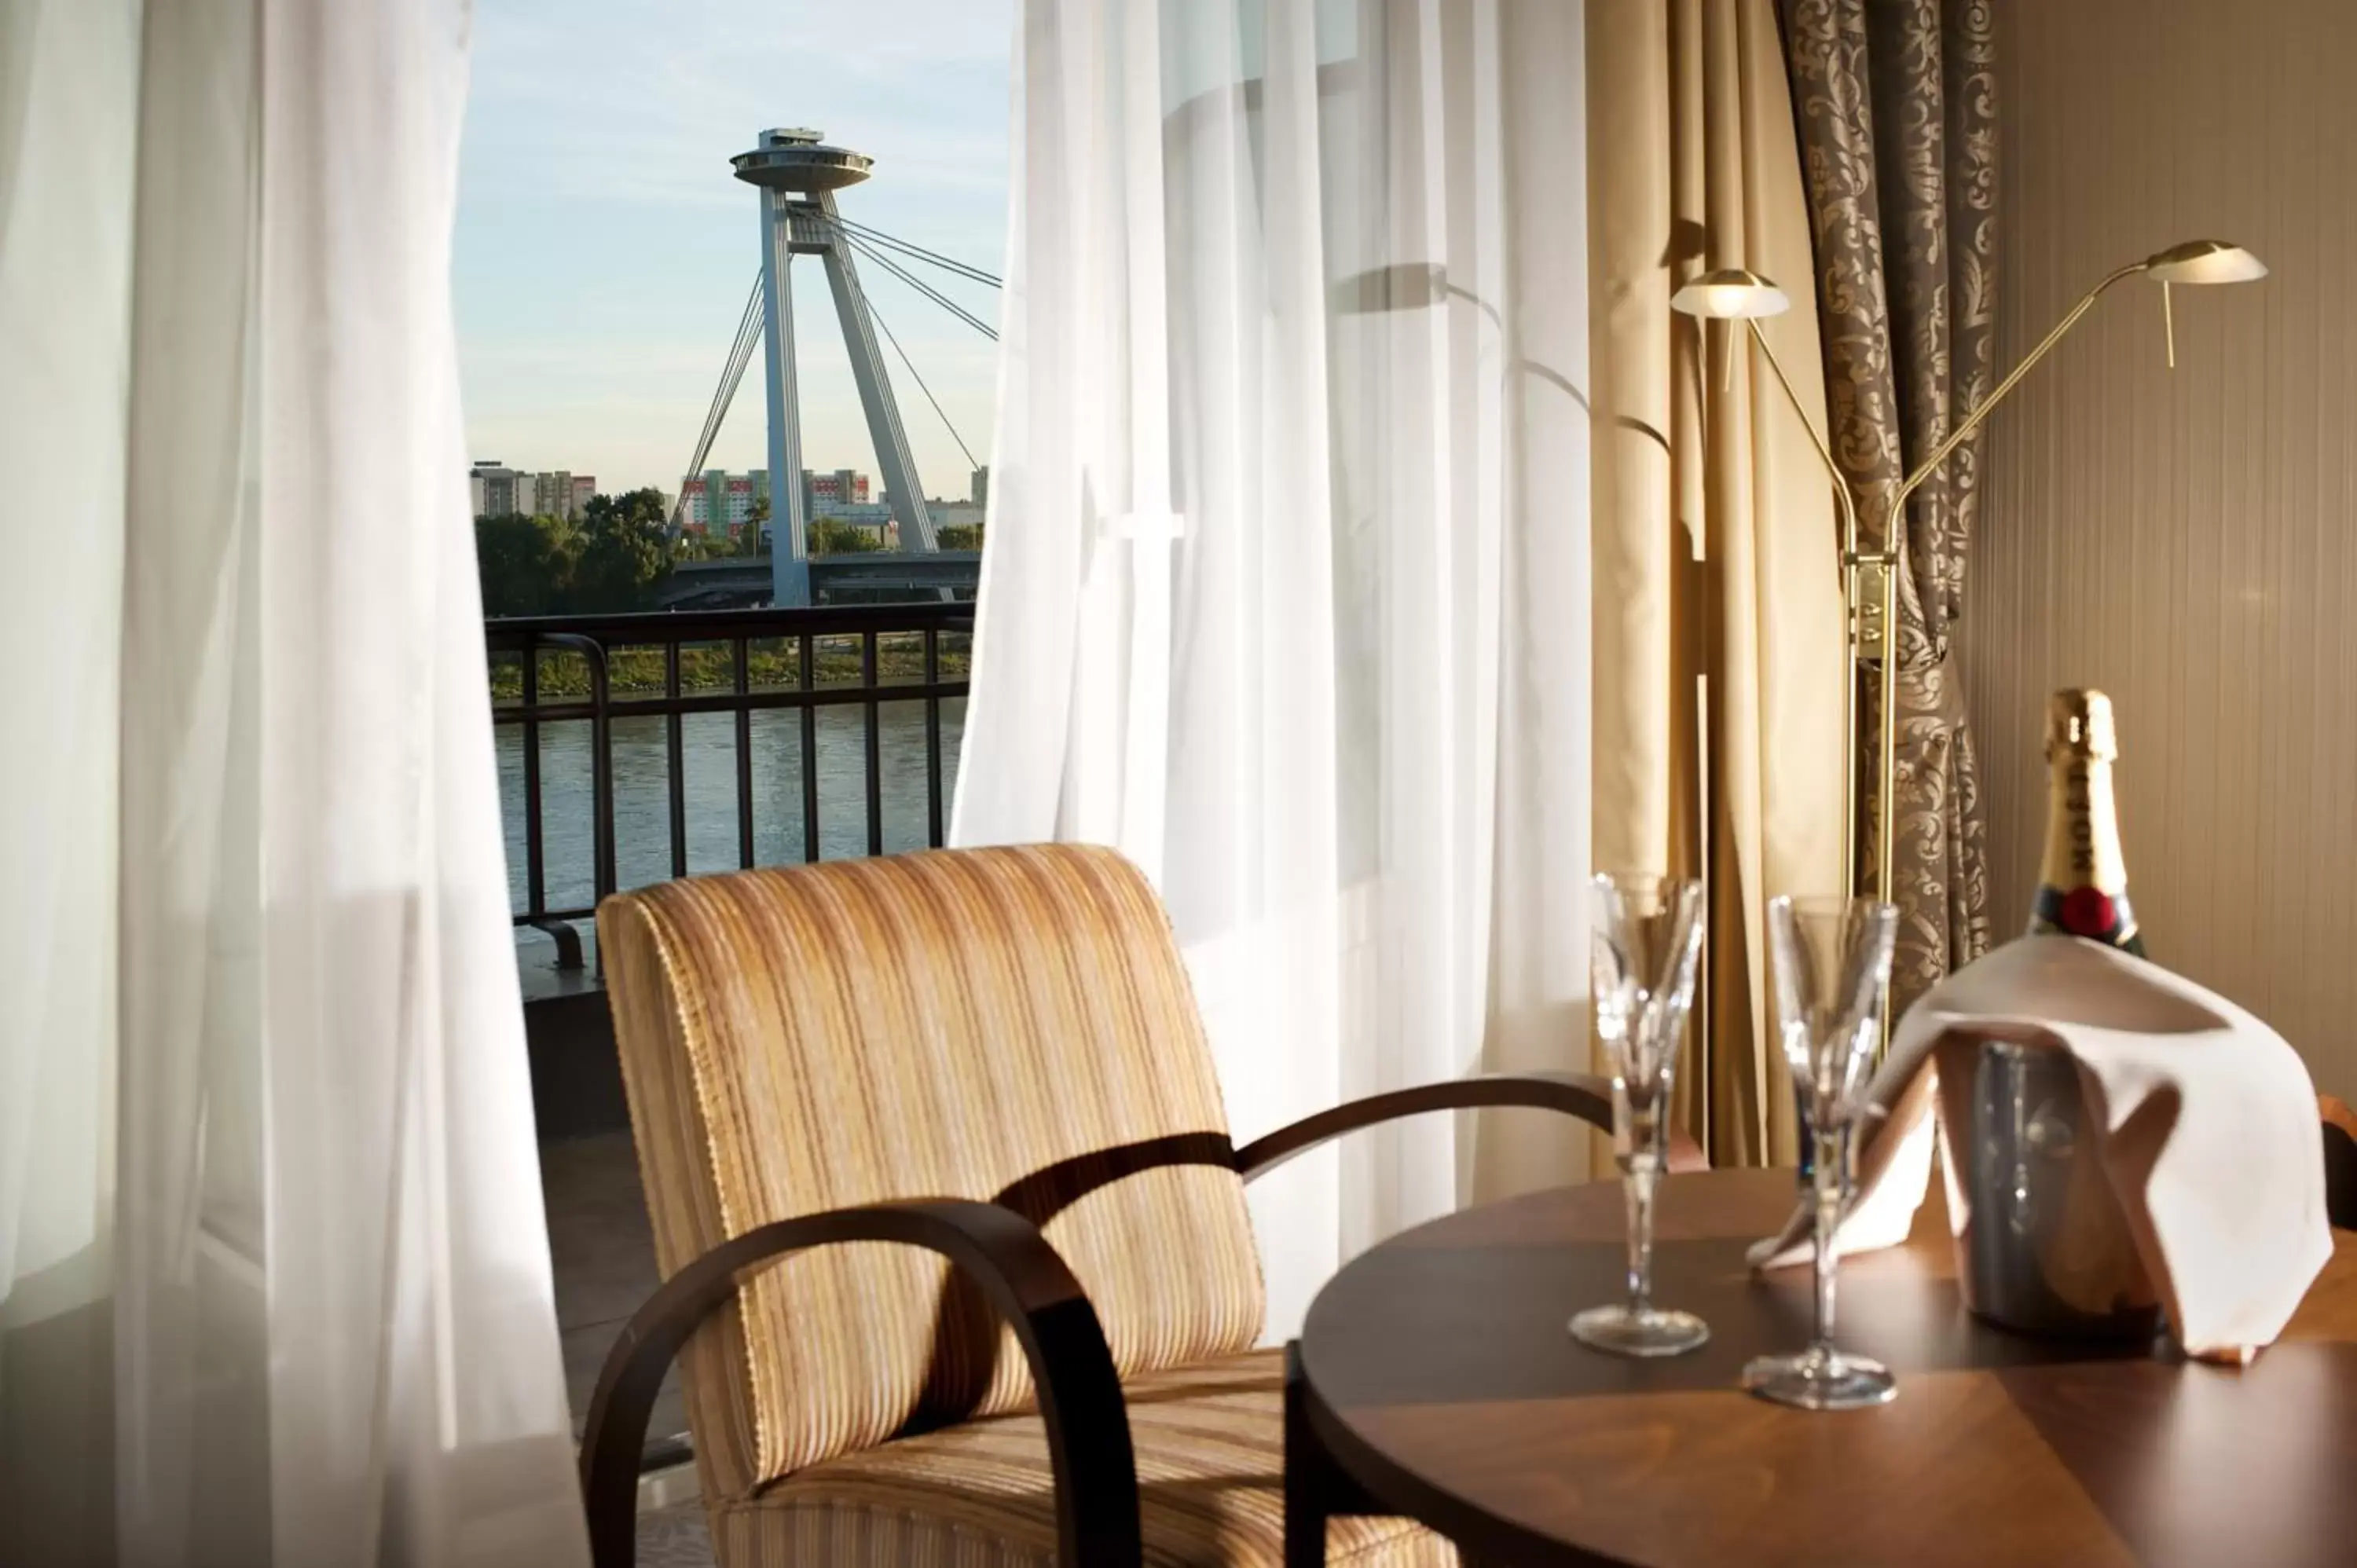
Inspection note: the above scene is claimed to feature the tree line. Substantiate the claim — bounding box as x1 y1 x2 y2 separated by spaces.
475 486 984 617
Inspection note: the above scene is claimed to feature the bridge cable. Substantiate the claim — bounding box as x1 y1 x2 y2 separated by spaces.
834 244 984 472
671 273 766 534
670 320 757 533
844 233 999 339
837 218 1001 288
832 214 1002 288
672 242 988 541
701 288 764 454
673 278 763 527
678 317 761 530
845 233 999 340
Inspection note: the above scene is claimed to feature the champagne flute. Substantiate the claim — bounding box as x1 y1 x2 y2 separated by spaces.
1743 895 1901 1409
1570 873 1710 1357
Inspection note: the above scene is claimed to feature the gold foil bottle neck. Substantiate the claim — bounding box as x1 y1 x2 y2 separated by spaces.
2045 688 2118 761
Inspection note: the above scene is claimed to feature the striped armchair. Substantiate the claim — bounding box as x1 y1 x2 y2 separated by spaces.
582 844 1641 1566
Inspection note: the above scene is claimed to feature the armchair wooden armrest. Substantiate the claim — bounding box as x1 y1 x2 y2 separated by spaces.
578 1198 1141 1568
1233 1070 1706 1182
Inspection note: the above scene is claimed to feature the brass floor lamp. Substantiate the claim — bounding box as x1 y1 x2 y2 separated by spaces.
1672 239 2267 914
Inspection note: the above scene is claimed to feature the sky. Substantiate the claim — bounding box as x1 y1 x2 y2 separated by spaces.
454 0 1013 502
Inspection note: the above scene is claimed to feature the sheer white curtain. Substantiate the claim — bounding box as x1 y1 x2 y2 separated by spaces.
957 0 1593 1335
0 2 588 1563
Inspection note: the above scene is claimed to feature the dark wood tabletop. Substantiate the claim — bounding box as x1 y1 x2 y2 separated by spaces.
1295 1166 2357 1567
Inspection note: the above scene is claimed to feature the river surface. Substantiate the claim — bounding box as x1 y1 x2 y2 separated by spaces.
497 699 966 917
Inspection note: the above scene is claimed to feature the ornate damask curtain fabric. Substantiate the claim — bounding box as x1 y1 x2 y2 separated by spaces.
1778 0 1998 1010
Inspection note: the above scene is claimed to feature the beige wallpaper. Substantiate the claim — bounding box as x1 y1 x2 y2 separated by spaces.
1965 0 2357 1096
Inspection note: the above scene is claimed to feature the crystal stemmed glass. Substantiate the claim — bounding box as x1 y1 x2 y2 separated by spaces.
1743 894 1901 1409
1570 873 1710 1357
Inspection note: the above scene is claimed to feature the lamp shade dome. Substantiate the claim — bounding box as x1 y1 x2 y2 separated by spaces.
2143 240 2267 284
1670 268 1791 320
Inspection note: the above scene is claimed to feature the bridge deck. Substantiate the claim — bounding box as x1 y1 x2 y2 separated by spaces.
659 551 980 609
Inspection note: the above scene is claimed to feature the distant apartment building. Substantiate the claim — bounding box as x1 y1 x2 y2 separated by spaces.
680 467 874 538
532 471 595 519
806 468 869 515
469 460 594 519
681 468 775 536
469 462 530 518
723 474 755 531
679 475 717 533
970 465 988 509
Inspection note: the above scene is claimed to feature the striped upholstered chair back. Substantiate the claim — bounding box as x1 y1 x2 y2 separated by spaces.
597 844 1267 1500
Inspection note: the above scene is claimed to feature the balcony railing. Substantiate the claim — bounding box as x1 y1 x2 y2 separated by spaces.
486 603 974 967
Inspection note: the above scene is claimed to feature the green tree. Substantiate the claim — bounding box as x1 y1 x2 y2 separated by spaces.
673 527 731 562
936 523 984 551
808 515 882 555
571 487 674 611
475 511 579 617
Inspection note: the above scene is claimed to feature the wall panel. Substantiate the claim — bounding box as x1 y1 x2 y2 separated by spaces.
1967 0 2357 1094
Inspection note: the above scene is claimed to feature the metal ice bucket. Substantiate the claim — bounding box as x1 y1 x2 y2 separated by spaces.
1951 1037 2163 1343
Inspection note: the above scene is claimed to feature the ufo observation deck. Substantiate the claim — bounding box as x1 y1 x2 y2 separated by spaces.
731 128 874 192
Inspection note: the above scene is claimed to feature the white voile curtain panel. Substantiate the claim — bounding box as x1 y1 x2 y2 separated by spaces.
956 0 1593 1335
0 2 588 1564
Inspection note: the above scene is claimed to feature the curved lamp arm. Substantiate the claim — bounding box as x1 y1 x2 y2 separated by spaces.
1879 259 2149 553
578 1198 1140 1568
1739 317 1871 888
1857 257 2149 905
1742 319 1862 565
1233 1071 1708 1182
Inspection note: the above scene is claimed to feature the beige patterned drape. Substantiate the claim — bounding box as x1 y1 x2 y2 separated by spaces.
1589 0 1848 1170
1778 0 1998 1011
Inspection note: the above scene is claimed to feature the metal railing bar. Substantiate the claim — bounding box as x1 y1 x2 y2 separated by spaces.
798 634 820 863
665 642 687 879
486 603 973 644
862 632 883 856
595 671 615 908
486 681 971 726
521 650 546 917
520 631 616 939
734 636 755 870
924 628 944 848
522 914 584 969
494 610 964 936
522 903 602 925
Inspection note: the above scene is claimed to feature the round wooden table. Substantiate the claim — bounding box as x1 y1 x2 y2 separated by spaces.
1292 1167 2357 1566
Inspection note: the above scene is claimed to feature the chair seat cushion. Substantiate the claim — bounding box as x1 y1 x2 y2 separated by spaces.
709 1348 1455 1567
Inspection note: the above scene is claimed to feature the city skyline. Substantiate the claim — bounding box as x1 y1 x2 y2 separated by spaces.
454 0 1011 498
465 456 987 505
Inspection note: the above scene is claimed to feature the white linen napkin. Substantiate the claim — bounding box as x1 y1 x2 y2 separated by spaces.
1750 936 2333 1358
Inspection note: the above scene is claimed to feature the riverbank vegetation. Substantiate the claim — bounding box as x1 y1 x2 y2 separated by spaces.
487 634 971 703
476 487 973 618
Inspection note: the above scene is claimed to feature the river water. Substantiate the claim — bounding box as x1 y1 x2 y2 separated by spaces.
497 698 966 917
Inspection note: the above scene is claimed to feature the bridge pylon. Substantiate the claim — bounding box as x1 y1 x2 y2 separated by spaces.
731 128 937 607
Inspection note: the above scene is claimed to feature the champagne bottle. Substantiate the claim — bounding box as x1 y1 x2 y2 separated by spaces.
2028 688 2146 957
